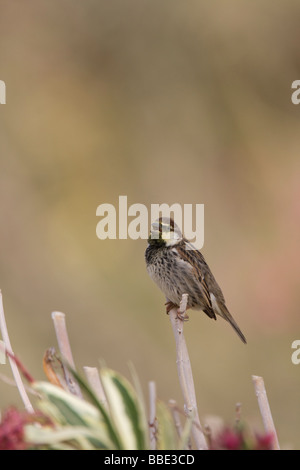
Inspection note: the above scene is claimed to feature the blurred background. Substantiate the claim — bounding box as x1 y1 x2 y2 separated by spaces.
0 0 300 448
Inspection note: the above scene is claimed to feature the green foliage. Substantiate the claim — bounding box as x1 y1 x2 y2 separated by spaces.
23 368 189 450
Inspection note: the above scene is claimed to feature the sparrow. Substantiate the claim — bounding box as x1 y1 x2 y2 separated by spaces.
145 217 246 344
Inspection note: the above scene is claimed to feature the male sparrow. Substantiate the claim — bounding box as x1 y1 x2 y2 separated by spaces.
145 217 246 344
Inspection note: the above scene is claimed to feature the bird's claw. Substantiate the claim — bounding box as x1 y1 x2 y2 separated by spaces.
165 301 178 314
177 311 189 322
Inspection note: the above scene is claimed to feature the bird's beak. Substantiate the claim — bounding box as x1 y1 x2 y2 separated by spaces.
149 223 160 240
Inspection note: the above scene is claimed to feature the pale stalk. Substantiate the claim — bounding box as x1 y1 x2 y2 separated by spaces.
0 291 34 413
148 380 157 450
252 375 280 450
169 399 183 439
83 366 107 406
51 311 82 397
168 294 208 450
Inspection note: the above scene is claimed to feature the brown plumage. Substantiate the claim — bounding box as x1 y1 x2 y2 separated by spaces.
145 217 246 344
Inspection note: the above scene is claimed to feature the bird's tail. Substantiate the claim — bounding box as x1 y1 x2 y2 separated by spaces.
217 303 247 344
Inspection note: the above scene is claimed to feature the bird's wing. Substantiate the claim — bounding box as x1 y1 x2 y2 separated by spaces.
175 241 214 314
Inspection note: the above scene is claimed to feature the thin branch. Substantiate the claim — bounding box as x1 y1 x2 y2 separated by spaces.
252 375 280 450
168 294 208 450
0 340 6 364
169 399 183 439
204 424 212 449
0 290 34 413
148 380 157 450
51 311 82 397
83 366 107 406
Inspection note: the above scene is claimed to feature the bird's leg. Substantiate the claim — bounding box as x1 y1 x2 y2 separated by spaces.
177 293 190 321
177 309 189 322
165 301 178 315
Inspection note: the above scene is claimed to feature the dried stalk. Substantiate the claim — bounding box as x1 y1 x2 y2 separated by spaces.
168 294 208 450
148 380 157 450
0 291 34 413
252 375 280 450
169 399 183 439
0 340 6 364
83 366 107 406
51 311 82 397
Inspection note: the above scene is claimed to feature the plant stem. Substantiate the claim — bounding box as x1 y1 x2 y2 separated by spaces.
51 311 82 397
148 380 157 450
168 295 208 450
252 375 280 450
169 399 183 438
0 291 34 413
83 366 107 406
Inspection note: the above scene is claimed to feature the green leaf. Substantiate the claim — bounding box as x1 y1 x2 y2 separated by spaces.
33 381 101 426
68 367 122 449
178 412 194 450
127 362 149 445
25 423 107 450
156 400 177 450
100 368 148 450
33 381 114 449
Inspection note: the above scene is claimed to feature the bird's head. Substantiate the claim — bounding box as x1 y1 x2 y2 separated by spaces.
148 217 183 246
